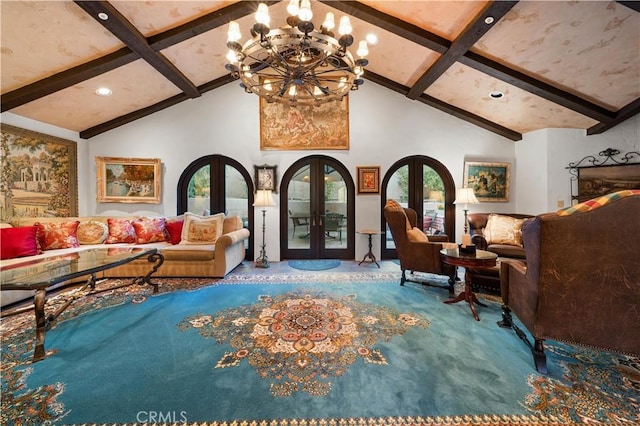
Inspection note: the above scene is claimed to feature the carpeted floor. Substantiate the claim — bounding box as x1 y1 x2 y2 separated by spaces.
1 261 638 425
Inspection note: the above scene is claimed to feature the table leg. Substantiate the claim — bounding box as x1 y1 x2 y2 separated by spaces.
358 234 380 267
444 266 486 321
32 288 48 362
131 252 165 293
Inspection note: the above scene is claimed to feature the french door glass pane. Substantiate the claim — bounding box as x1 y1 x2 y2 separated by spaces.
187 165 210 215
385 165 408 249
324 166 347 249
287 164 311 249
422 165 445 235
225 165 249 249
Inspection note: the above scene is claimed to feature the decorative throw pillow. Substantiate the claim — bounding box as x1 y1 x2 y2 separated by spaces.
180 212 225 245
384 199 412 231
77 221 109 244
484 214 525 247
165 219 184 245
0 226 40 259
407 227 429 242
132 217 167 244
105 218 137 244
34 221 80 250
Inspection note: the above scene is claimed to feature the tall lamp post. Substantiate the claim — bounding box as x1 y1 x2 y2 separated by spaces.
253 189 276 268
454 188 479 245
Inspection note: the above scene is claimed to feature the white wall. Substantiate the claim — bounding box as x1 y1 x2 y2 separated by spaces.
3 82 638 261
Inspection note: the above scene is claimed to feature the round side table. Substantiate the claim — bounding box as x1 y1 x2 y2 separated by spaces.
357 229 383 268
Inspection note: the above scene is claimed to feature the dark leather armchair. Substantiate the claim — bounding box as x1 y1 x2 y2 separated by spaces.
384 203 455 295
499 191 640 374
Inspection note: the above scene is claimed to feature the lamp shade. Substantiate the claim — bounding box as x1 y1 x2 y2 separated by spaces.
454 188 479 205
253 190 276 207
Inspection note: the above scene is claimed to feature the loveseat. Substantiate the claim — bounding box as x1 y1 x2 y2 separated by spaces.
0 212 250 307
467 213 534 293
499 190 640 373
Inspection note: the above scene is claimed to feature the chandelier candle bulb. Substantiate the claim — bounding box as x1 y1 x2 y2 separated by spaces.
323 12 335 30
298 0 312 21
255 3 270 25
286 0 299 16
339 16 352 35
357 41 369 57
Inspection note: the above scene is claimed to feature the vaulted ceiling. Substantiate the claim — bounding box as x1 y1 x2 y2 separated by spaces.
1 1 639 141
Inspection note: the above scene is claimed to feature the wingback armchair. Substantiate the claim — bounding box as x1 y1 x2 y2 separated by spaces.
384 200 455 295
499 190 640 374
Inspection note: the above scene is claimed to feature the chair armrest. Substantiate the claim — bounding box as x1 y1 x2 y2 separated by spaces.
215 228 250 252
499 258 527 305
427 234 449 243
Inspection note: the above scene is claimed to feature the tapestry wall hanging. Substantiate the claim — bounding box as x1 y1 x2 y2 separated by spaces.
260 97 349 150
96 157 162 204
0 124 78 220
463 161 510 202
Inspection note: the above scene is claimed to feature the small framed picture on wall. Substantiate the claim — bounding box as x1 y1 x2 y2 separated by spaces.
254 164 278 193
357 166 380 194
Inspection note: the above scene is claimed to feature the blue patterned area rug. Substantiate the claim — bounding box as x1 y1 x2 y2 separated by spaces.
288 259 341 271
1 274 639 425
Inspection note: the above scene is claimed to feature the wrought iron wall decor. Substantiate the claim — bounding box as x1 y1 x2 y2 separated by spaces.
566 148 640 203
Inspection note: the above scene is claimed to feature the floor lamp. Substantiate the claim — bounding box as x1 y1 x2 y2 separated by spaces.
253 189 276 268
454 188 479 245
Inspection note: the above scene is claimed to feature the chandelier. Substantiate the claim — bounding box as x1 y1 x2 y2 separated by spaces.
225 0 370 106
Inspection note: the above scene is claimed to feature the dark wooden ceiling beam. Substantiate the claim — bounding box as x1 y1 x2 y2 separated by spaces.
1 48 137 112
407 1 518 99
318 0 450 53
617 1 640 13
79 74 236 139
364 70 522 141
459 52 617 123
74 1 200 98
588 98 640 135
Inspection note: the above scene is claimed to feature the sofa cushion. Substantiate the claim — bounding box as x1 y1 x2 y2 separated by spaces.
35 221 80 250
165 218 184 245
77 221 109 244
180 212 224 245
0 226 40 260
484 214 525 247
132 217 167 244
105 218 137 244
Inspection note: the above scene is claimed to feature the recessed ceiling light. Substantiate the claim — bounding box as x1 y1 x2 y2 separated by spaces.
366 33 378 46
484 16 495 25
98 12 109 20
95 87 112 96
489 90 504 99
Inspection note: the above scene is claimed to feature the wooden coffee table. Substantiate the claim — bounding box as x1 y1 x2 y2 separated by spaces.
440 248 497 321
0 248 164 362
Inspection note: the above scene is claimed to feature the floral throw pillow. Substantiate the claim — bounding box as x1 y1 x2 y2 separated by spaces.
180 212 225 245
132 217 167 244
77 221 109 244
35 221 80 250
105 218 137 244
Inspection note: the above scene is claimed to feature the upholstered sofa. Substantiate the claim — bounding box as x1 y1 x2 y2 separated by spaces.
467 213 534 293
499 190 640 373
0 213 250 307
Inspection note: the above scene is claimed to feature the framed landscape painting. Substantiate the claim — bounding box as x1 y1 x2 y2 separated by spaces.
0 124 78 221
463 161 511 202
577 163 640 202
96 157 161 203
260 97 349 150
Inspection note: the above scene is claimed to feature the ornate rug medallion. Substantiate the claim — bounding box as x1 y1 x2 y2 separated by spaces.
177 289 430 396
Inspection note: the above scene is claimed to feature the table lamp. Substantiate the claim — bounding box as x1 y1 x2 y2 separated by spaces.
454 187 479 246
253 189 276 268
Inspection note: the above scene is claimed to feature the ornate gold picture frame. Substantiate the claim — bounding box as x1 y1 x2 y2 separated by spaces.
357 166 380 194
0 124 78 220
96 157 161 203
260 97 349 150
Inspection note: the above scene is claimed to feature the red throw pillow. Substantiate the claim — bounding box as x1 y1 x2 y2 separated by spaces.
35 221 80 250
105 218 137 244
165 220 184 245
132 217 167 244
0 226 40 260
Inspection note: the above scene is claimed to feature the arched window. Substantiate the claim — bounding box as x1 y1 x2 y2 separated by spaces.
381 155 455 259
177 155 254 259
